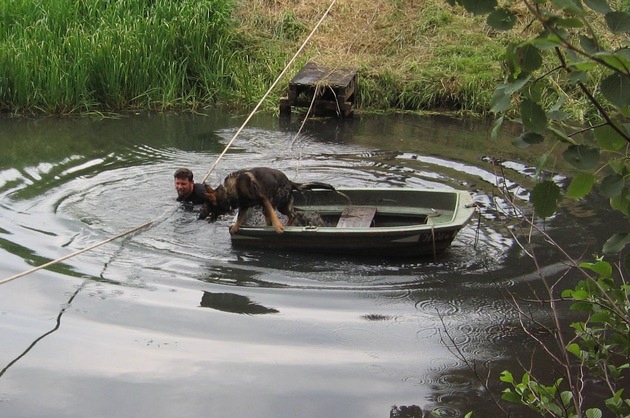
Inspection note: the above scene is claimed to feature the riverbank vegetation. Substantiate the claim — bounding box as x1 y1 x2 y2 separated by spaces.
0 0 520 116
444 0 630 416
1 0 626 118
0 0 242 114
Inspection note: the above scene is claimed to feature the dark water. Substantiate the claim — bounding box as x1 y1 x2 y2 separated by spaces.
0 111 620 417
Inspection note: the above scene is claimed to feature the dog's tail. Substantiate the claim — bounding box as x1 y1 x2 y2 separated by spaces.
295 181 336 191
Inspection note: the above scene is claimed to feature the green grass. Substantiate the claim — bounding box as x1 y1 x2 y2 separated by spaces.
0 0 618 117
0 0 239 114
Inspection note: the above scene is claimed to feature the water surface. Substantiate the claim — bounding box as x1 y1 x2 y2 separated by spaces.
0 111 619 417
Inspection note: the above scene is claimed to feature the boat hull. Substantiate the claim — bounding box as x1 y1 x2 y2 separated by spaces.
229 188 475 257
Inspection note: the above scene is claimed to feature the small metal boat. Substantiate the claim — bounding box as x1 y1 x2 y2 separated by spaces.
229 187 476 257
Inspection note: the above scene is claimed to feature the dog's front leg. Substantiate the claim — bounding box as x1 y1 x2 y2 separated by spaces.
229 208 249 235
261 199 284 233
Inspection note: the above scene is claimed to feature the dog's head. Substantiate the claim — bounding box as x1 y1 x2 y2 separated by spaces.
199 184 232 221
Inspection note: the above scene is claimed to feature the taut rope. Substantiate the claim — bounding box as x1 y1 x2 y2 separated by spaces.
0 217 159 286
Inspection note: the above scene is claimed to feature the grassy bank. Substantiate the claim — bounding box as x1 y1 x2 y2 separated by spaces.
236 0 516 114
0 0 242 114
0 0 540 116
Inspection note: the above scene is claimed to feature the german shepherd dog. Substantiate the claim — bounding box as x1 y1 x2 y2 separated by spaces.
200 167 335 234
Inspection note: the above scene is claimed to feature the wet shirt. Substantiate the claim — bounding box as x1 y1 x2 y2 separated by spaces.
176 183 208 205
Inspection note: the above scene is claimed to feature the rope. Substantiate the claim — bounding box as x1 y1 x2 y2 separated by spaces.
289 84 321 151
0 210 168 286
200 0 339 184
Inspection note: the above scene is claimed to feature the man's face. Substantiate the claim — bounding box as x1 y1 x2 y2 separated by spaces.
174 177 194 198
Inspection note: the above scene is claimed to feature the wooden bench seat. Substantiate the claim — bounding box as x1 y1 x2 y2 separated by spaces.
336 206 376 228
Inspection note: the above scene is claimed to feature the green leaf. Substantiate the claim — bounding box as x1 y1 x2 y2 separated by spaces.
536 152 550 176
515 44 543 72
560 391 574 407
491 116 504 140
601 73 630 108
584 0 611 14
530 180 562 218
460 0 498 14
487 8 516 30
579 35 602 53
521 98 548 133
548 126 577 144
570 61 597 71
501 390 521 403
551 0 584 13
567 173 595 198
532 31 564 49
563 145 600 170
567 343 582 357
503 76 531 94
586 408 603 418
610 190 630 216
546 403 564 416
580 260 613 278
608 157 627 174
605 11 630 33
548 109 568 121
557 17 584 28
590 310 612 323
568 70 589 84
603 232 630 254
500 370 514 383
569 289 589 300
593 51 630 73
594 124 627 151
599 174 624 198
491 88 511 112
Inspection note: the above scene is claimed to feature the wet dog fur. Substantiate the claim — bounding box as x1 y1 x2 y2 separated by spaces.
201 167 335 234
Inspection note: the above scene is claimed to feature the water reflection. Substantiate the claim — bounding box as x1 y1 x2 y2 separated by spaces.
0 111 614 418
0 283 85 378
200 291 279 315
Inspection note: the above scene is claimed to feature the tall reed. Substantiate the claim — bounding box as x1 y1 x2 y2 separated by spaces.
0 0 242 114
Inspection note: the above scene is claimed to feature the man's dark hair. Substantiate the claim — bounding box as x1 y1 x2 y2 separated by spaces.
174 168 194 181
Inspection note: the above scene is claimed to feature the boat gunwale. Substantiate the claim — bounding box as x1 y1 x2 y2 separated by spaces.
230 188 474 235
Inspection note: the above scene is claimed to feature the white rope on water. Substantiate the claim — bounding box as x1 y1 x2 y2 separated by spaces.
0 0 339 285
0 215 163 286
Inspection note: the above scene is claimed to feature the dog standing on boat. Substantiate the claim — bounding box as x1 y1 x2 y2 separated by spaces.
201 167 335 234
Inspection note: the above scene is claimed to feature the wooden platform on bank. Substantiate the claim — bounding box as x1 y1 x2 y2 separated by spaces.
280 62 358 118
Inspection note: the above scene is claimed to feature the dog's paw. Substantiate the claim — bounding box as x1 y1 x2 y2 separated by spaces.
229 225 239 235
274 225 284 234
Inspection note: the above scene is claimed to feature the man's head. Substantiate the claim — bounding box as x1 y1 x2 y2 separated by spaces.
174 168 195 199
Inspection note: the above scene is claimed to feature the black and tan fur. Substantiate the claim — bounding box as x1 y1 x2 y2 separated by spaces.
201 167 335 234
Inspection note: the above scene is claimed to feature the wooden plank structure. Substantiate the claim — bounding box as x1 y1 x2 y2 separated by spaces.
336 206 376 228
280 61 358 118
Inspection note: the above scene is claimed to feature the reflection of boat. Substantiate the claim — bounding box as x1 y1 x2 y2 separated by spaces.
200 292 279 315
230 187 476 257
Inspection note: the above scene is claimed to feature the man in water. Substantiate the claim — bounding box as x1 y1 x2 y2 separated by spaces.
173 168 212 217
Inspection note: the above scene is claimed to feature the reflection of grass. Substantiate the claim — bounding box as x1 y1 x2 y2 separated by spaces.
0 235 84 279
0 113 227 177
